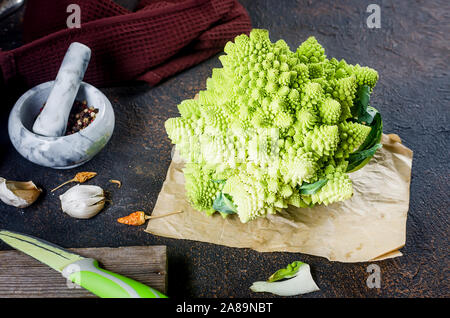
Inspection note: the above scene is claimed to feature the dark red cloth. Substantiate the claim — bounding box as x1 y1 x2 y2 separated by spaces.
0 0 251 88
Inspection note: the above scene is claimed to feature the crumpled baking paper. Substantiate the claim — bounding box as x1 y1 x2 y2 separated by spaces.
146 133 413 262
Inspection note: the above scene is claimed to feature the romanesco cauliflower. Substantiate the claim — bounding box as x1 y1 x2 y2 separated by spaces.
165 29 380 223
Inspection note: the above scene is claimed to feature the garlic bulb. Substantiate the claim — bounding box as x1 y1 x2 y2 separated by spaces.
59 184 105 219
0 177 42 208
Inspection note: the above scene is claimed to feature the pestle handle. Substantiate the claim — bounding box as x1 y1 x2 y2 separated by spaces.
32 42 91 137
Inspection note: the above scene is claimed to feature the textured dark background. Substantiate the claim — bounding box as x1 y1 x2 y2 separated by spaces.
0 0 449 298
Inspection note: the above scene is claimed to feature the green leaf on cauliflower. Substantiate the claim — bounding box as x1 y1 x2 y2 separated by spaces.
299 179 328 195
213 192 237 215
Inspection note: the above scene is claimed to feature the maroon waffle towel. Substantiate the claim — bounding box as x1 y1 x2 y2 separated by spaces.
0 0 251 88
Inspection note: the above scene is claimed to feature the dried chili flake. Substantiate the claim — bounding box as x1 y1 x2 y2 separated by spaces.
109 179 122 188
117 210 183 226
117 211 148 226
51 172 97 192
73 172 97 183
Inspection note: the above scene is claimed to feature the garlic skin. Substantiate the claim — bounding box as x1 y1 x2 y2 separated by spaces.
59 184 105 219
0 177 42 208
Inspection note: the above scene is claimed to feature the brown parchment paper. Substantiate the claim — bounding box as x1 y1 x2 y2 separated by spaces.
146 133 413 263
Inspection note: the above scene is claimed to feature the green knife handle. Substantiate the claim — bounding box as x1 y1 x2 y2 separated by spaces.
62 258 167 298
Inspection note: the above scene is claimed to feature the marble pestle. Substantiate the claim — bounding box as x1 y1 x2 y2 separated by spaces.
32 42 91 137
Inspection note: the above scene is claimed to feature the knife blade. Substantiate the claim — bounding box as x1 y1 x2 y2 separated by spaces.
0 230 167 298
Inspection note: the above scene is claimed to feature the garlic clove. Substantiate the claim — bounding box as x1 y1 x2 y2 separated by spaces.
59 184 105 219
62 200 105 219
0 177 42 208
59 184 103 201
250 263 319 296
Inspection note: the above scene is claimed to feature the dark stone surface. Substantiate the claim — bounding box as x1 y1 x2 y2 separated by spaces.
0 0 448 298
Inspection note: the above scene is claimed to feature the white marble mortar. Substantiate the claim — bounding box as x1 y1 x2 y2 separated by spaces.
8 81 115 169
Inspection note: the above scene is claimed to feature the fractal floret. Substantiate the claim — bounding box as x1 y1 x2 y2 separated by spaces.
165 29 382 223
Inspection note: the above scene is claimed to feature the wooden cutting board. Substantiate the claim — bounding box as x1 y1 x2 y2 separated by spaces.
0 246 167 298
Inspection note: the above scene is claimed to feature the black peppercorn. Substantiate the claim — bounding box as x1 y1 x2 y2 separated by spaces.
39 100 99 135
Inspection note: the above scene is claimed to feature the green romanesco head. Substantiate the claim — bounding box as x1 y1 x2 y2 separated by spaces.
164 29 379 222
